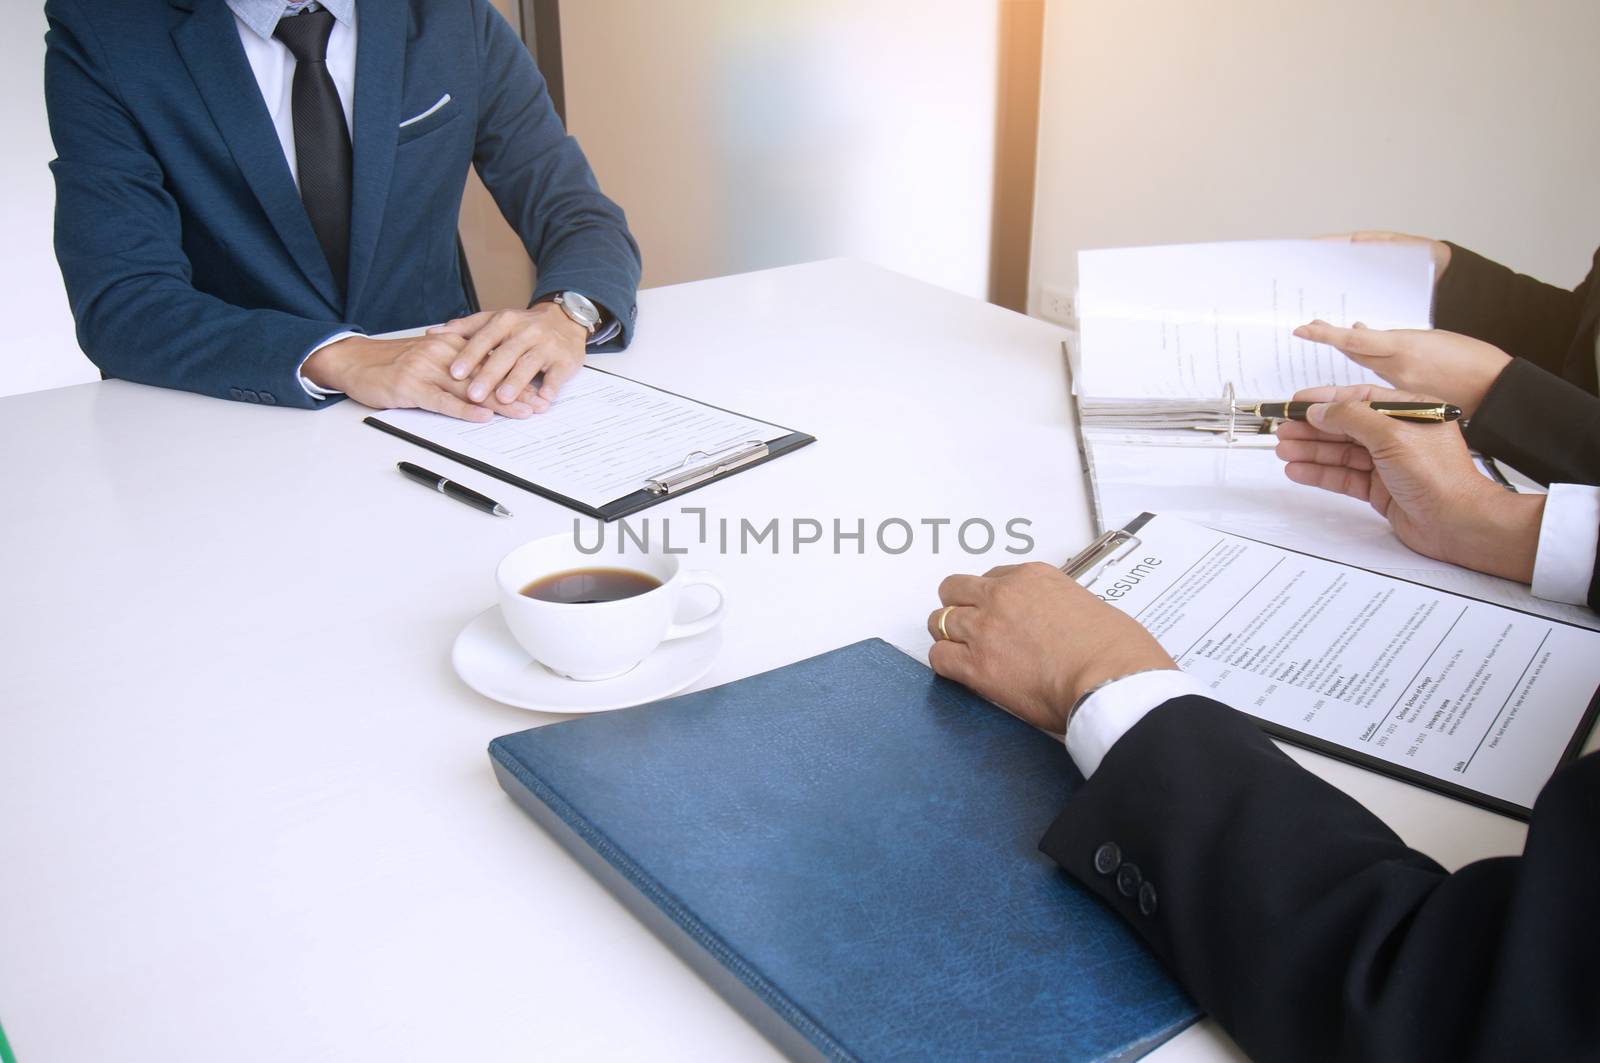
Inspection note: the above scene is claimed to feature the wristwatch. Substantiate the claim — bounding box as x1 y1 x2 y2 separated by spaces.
550 291 601 335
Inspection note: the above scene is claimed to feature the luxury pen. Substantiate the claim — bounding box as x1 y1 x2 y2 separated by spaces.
1239 400 1463 423
396 461 512 517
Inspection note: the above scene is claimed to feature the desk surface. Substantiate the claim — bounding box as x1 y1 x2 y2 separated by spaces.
0 260 1540 1062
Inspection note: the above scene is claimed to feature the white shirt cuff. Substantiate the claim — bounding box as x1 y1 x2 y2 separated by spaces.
588 316 621 347
1065 669 1210 778
298 330 362 399
1531 483 1600 605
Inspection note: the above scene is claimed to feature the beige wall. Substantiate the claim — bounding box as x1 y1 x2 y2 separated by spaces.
560 0 1007 299
1029 0 1600 316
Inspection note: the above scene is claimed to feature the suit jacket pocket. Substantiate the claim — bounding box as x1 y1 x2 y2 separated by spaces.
396 93 459 144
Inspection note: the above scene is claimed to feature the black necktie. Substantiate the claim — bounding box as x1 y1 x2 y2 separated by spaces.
274 8 351 296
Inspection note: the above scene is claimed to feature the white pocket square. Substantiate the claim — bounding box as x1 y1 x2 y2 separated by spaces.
399 93 452 129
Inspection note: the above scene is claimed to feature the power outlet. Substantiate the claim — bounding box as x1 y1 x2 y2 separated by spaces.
1036 284 1076 325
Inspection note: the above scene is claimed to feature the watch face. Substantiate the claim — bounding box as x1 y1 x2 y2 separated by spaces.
558 292 600 328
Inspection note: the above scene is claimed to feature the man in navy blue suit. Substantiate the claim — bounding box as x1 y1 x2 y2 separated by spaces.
45 0 641 422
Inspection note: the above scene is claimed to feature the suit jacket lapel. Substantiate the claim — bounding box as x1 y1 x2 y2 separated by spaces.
344 1 406 313
169 0 343 312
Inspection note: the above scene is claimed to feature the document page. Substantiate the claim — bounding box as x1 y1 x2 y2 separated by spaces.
1076 240 1434 399
370 368 793 509
1085 514 1600 812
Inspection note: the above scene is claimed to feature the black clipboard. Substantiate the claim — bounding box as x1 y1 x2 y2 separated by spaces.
364 366 816 522
1082 513 1600 821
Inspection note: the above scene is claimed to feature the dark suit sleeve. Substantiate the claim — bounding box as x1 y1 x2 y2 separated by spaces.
469 0 642 350
1434 243 1593 384
1465 358 1600 487
1592 523 1600 612
1040 696 1600 1062
44 0 354 408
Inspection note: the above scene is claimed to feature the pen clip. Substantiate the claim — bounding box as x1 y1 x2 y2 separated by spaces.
1060 529 1142 584
645 440 769 495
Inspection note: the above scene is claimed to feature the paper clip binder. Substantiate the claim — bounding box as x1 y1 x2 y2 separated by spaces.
645 440 770 496
1060 513 1151 583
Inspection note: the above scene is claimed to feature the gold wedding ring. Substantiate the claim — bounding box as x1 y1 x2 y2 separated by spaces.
936 605 956 642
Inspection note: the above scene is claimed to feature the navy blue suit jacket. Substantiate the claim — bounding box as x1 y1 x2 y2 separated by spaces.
45 0 641 409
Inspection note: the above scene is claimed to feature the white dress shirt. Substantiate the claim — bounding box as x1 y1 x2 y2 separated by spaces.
229 0 357 190
228 0 358 397
228 0 617 399
1067 484 1600 778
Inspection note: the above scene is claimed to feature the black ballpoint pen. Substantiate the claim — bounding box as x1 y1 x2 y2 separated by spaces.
1240 400 1463 423
396 461 512 517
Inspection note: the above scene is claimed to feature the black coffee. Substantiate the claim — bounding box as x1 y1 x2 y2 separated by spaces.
520 567 662 604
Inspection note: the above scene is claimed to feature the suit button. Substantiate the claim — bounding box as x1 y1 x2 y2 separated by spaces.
1093 843 1121 876
1116 862 1143 898
228 387 243 400
259 391 276 405
242 389 259 402
1139 881 1158 916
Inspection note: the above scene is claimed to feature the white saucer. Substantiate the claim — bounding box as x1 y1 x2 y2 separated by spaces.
451 606 723 713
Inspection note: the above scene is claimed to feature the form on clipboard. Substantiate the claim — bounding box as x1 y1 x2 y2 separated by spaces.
365 366 815 521
1066 513 1600 819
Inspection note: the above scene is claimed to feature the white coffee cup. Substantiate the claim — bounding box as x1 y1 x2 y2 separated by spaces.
495 532 727 681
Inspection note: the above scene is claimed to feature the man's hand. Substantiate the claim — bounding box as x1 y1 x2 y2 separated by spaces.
1276 384 1546 582
1318 230 1452 283
925 562 1176 734
1292 321 1512 417
429 304 588 410
302 333 541 422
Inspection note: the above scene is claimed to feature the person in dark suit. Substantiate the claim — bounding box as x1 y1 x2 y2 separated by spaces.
926 390 1598 1061
1295 233 1599 486
45 0 641 423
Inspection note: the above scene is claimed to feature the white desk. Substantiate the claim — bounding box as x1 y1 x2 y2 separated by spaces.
0 260 1538 1062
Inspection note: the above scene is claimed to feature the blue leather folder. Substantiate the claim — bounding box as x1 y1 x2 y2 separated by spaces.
489 638 1199 1061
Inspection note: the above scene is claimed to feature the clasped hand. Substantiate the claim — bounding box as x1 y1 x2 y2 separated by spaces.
302 304 588 422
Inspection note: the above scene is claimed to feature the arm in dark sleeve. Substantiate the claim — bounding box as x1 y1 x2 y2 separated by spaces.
1434 243 1593 381
1465 357 1600 488
469 0 642 350
1592 523 1600 612
44 0 354 408
1041 696 1600 1063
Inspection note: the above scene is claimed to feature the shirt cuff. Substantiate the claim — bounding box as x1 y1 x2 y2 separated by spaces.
588 316 621 347
298 330 362 399
1065 669 1211 778
1531 484 1600 605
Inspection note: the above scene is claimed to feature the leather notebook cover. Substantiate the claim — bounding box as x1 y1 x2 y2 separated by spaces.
488 638 1198 1062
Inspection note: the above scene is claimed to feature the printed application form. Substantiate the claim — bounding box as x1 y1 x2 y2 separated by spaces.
1086 514 1600 815
369 367 796 511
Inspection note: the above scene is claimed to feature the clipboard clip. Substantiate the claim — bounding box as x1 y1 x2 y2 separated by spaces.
1060 528 1143 584
645 440 769 496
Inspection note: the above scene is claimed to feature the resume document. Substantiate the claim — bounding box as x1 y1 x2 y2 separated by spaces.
1085 515 1600 815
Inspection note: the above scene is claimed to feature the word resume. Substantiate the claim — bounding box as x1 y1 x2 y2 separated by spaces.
1085 514 1600 815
